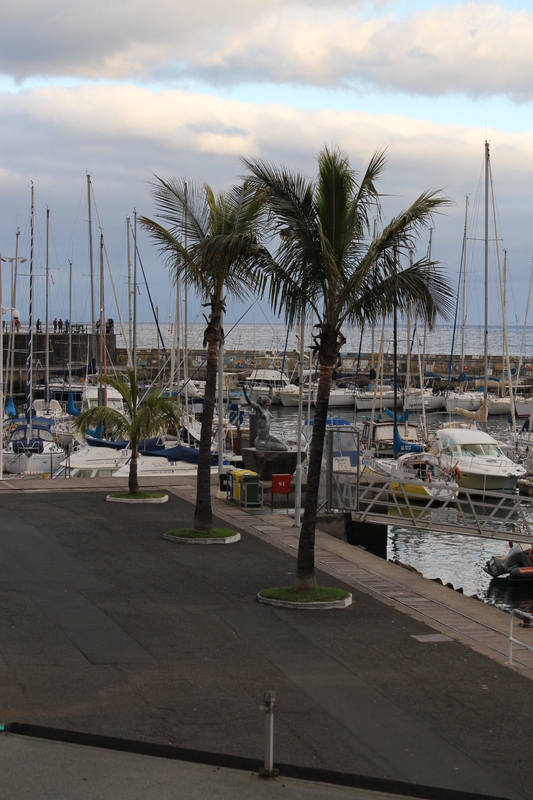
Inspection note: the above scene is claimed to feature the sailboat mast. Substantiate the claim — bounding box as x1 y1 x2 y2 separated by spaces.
100 234 107 405
68 261 72 390
126 216 133 366
422 229 432 382
460 198 468 376
502 250 507 398
45 206 50 406
133 210 138 374
27 184 34 439
484 141 489 406
8 230 21 399
87 174 96 362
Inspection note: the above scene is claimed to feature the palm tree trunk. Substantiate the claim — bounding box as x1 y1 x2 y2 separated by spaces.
295 361 334 591
129 438 139 495
194 338 218 531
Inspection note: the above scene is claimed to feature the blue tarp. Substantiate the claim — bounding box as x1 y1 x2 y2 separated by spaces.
393 426 423 455
384 408 410 424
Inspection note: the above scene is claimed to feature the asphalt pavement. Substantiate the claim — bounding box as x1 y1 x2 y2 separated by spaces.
0 480 532 799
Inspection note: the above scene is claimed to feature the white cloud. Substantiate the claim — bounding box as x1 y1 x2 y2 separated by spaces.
2 3 533 100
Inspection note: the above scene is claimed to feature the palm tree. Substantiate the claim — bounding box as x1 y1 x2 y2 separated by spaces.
139 179 269 532
243 146 454 591
74 369 181 495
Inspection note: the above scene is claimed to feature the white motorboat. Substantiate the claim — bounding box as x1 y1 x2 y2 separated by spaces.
279 383 357 408
241 369 293 405
81 383 126 413
355 388 400 412
444 391 483 414
53 441 131 479
364 451 459 501
403 387 445 412
514 398 533 418
427 424 526 491
2 418 64 475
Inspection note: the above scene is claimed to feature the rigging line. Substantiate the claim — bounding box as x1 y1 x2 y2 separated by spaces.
446 229 466 393
132 233 167 356
89 185 131 364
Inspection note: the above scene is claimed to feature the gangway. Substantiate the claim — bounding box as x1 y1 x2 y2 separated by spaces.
321 427 533 543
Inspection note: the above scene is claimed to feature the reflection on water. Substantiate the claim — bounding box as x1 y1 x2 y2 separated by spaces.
269 405 533 613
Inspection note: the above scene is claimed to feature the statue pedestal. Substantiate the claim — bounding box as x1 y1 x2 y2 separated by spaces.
242 448 299 480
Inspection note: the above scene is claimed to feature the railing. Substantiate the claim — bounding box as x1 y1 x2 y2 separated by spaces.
326 468 533 543
508 610 533 664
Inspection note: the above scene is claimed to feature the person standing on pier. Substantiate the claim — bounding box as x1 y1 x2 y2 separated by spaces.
36 318 41 333
53 317 57 333
58 318 63 333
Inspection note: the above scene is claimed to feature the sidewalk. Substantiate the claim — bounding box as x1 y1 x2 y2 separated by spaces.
0 477 531 799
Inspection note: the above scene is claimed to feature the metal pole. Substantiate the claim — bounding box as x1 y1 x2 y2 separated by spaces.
27 183 34 440
9 232 22 399
259 691 279 778
0 252 4 479
133 210 137 374
294 310 305 526
218 310 224 475
68 261 72 390
87 174 96 363
126 217 133 366
45 207 50 406
484 141 489 413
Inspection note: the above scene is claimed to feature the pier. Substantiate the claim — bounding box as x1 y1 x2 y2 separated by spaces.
3 328 533 401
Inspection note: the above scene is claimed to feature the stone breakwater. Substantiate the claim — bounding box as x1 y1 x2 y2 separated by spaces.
3 329 532 395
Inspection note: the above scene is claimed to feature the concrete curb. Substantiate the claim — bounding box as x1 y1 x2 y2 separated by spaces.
257 592 352 610
106 494 169 504
163 532 241 545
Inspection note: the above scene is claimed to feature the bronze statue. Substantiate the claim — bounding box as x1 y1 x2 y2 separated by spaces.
243 387 287 451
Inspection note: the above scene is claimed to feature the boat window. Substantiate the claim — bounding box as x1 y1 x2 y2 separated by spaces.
11 429 25 441
460 444 483 456
37 429 54 441
480 443 504 457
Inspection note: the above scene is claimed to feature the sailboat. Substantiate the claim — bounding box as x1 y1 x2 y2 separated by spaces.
2 186 64 475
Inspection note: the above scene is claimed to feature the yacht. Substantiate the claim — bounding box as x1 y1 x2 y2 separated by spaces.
427 424 526 492
241 369 293 405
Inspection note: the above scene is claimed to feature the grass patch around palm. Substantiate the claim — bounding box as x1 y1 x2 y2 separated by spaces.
165 527 238 539
109 491 167 500
259 586 351 603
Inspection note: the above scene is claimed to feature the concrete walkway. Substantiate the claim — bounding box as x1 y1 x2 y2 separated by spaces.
0 476 532 799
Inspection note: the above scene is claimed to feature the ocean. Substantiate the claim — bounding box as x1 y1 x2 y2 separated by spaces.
119 322 533 359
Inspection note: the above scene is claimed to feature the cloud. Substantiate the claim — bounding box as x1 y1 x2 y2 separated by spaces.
2 83 532 232
2 2 533 101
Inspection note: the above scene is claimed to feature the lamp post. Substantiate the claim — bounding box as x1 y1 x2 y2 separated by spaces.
0 253 21 479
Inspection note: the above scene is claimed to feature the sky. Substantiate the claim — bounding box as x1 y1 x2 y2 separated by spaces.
1 0 533 338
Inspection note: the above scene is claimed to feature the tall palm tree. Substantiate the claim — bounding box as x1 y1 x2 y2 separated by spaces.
74 368 181 495
243 146 454 591
139 179 269 532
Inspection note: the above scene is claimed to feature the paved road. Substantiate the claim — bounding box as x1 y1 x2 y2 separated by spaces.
0 485 531 799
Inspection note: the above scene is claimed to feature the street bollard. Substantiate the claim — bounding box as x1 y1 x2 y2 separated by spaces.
258 690 279 778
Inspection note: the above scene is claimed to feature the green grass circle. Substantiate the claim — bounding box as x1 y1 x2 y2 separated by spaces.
258 586 350 603
165 527 238 539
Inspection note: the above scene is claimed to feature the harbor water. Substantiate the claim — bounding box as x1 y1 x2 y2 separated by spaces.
267 403 533 616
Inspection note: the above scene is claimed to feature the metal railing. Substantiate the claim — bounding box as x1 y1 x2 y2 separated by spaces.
508 610 533 664
329 471 533 541
320 426 533 542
